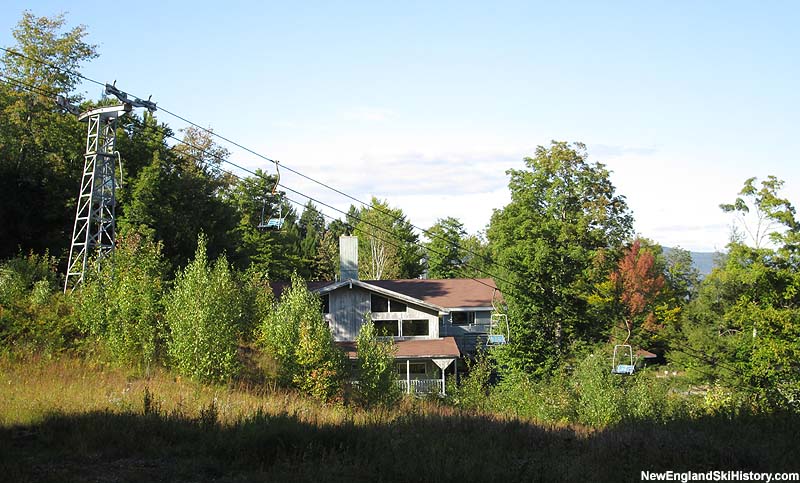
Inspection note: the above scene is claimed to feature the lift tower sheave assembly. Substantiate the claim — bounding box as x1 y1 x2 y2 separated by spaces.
63 83 156 292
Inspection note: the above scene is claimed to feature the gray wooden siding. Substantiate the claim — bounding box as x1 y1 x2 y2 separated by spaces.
327 286 370 341
326 286 439 341
339 236 358 280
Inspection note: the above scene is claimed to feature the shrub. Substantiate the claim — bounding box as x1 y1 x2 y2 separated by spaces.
0 252 81 354
702 383 752 417
74 231 166 371
106 232 165 370
489 367 576 422
450 349 493 412
238 268 274 343
294 312 346 401
258 274 345 401
573 351 625 426
529 371 577 423
625 372 669 421
0 251 57 305
354 317 399 407
165 235 243 383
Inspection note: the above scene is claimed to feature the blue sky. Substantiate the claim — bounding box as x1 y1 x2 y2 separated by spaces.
2 1 798 251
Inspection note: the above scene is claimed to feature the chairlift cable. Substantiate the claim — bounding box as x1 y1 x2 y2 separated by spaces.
121 108 763 392
2 73 770 397
0 46 508 276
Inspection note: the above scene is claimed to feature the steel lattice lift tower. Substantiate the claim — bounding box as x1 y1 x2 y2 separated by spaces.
63 84 156 292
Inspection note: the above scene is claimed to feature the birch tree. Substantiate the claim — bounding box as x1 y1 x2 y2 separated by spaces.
354 198 422 280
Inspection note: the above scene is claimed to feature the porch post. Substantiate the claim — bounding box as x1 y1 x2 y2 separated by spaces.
406 360 411 395
441 367 445 396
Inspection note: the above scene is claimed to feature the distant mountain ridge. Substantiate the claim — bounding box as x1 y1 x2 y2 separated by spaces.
662 247 721 277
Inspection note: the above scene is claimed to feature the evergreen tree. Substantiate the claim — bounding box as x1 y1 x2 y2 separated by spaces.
119 128 238 272
298 201 324 278
425 217 467 279
313 230 338 281
227 171 305 279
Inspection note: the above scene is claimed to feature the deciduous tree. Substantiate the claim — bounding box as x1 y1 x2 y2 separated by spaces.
165 235 243 383
488 141 633 375
354 317 399 407
355 198 423 280
0 12 96 260
258 275 345 400
610 238 665 346
679 176 800 409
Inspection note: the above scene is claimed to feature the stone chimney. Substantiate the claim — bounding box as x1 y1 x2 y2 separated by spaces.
339 235 358 280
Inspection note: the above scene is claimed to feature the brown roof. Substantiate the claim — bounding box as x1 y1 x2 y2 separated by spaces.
270 278 502 310
366 278 500 308
337 337 460 359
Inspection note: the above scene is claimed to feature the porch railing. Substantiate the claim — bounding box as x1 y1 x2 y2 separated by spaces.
395 378 442 395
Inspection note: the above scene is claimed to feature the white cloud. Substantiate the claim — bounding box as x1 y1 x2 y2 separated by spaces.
342 150 519 196
598 149 742 252
389 190 508 235
233 139 525 236
228 136 784 252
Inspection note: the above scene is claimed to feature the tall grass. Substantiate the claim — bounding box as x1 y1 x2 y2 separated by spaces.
0 355 346 427
2 355 798 482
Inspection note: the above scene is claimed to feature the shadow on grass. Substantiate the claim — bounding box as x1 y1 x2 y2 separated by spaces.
1 408 798 482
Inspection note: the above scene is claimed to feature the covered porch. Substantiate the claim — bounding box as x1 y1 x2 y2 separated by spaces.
340 337 461 396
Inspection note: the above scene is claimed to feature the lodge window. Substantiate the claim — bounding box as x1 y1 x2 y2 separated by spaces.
391 300 407 312
402 319 429 337
371 294 407 313
374 319 399 337
373 319 429 338
321 294 330 314
451 311 475 325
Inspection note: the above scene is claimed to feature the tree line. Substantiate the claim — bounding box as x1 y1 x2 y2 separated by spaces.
1 13 798 417
0 13 463 283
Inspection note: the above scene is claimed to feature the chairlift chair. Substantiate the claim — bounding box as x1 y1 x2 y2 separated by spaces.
486 313 509 346
257 160 286 231
611 344 636 375
610 322 638 375
258 201 285 230
486 289 510 347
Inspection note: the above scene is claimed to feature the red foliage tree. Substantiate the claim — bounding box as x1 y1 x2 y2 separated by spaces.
610 239 665 342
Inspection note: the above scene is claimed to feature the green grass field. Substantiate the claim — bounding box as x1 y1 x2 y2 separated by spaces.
1 356 798 482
